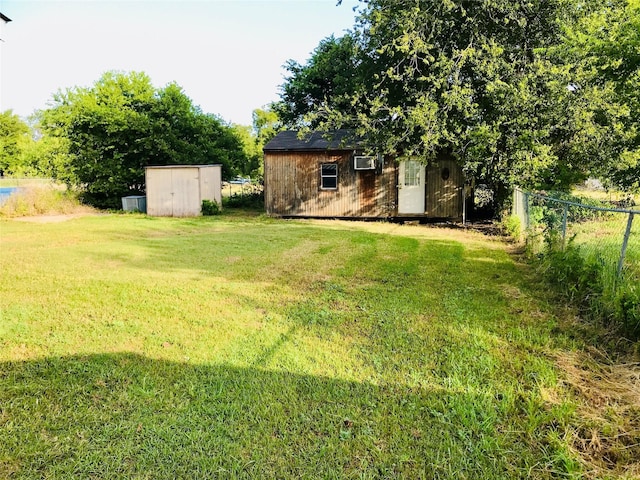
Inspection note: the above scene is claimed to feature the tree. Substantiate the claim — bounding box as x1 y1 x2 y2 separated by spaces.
229 106 284 181
554 0 640 192
281 0 640 209
41 71 247 208
252 106 282 147
230 124 262 178
328 1 578 204
274 34 362 128
0 110 30 175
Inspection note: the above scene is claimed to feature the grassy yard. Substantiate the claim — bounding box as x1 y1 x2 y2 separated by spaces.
1 214 637 478
569 212 640 281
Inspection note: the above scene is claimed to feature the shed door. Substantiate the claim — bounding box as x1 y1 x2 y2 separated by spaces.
425 160 463 218
398 159 425 214
171 168 201 217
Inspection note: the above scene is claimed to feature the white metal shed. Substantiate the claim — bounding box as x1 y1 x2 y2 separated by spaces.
145 165 222 217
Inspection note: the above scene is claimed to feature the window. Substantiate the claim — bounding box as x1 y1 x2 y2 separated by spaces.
404 160 421 186
321 163 338 189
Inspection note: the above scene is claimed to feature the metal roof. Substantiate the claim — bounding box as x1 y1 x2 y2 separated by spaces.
145 164 222 169
263 130 363 152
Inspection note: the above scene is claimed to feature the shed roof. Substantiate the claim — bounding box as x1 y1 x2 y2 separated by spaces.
145 164 222 170
263 130 363 152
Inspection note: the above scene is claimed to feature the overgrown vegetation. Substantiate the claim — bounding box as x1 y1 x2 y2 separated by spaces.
0 183 92 217
1 215 638 478
39 72 249 209
513 190 639 346
538 241 639 343
222 189 264 210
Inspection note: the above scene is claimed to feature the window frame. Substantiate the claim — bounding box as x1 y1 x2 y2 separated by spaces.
320 163 338 190
403 160 421 187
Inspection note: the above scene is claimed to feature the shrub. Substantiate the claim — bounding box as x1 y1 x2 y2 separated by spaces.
201 199 221 216
223 190 264 210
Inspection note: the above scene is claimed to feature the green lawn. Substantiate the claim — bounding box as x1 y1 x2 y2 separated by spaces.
0 214 636 478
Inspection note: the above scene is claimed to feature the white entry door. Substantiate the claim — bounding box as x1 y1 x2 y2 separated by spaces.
398 159 425 214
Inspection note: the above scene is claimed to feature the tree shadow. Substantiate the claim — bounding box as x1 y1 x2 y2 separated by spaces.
0 353 571 479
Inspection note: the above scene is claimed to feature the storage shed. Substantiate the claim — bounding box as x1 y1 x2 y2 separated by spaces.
263 130 464 221
145 165 222 217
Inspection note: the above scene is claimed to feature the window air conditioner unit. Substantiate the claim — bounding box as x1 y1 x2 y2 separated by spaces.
354 155 376 170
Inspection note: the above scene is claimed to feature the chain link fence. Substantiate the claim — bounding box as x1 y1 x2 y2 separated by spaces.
513 187 639 294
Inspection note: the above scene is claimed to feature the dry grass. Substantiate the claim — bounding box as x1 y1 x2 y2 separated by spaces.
555 349 640 479
0 184 95 218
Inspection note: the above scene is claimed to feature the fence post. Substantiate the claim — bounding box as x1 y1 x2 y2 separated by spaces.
561 204 568 249
617 212 635 278
524 191 529 231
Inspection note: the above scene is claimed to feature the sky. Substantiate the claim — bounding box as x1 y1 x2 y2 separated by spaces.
0 0 360 126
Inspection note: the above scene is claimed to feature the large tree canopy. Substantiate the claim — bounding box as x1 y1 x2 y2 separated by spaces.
41 71 247 208
274 34 362 129
555 0 640 192
278 0 640 208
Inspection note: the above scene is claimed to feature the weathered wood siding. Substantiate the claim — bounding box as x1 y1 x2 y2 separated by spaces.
425 158 464 219
264 151 396 217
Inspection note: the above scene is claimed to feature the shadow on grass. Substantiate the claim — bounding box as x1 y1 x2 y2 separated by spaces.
0 353 574 479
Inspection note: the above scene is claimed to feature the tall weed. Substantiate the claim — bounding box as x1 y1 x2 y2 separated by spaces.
0 185 92 217
538 240 639 342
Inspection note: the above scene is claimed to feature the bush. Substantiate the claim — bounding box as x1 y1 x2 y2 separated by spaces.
201 199 221 216
223 190 264 210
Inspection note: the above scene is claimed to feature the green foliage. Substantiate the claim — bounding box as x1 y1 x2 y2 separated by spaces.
226 106 284 182
0 111 72 179
503 215 522 240
554 0 640 192
201 199 221 216
616 282 640 336
0 110 30 175
538 240 639 340
40 71 247 208
529 192 613 233
274 34 362 129
252 106 282 147
222 190 264 210
280 1 577 206
229 123 262 178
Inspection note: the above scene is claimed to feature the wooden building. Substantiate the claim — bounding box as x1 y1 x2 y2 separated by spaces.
263 130 464 221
